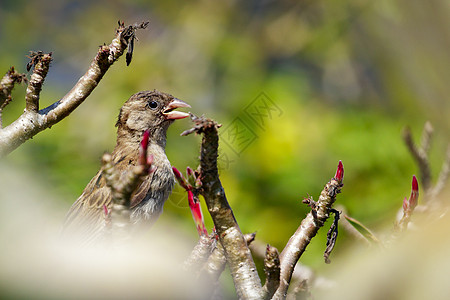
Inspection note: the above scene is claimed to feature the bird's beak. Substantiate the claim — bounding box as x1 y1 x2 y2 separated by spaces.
163 98 191 120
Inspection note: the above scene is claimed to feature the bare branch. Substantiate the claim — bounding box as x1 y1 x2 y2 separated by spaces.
420 121 434 155
183 114 264 300
403 125 432 194
272 161 344 299
0 21 148 157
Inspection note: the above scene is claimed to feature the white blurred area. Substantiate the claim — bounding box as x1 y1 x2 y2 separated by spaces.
317 189 450 300
0 161 205 299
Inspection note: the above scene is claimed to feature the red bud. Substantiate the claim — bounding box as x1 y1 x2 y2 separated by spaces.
172 166 190 190
141 129 150 150
409 175 419 210
188 190 208 236
186 166 194 178
334 160 344 182
138 130 150 166
172 166 182 180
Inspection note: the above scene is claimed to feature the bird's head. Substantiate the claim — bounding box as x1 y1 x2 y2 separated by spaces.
116 90 190 144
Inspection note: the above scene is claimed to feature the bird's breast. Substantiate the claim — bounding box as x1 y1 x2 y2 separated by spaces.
129 147 175 223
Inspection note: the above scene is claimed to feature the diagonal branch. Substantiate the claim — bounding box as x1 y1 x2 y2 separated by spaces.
272 161 344 299
0 21 148 157
182 114 264 300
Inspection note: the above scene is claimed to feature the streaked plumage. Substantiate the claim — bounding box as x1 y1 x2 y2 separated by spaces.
63 90 190 241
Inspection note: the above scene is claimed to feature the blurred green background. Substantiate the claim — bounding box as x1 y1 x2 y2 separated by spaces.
1 0 449 286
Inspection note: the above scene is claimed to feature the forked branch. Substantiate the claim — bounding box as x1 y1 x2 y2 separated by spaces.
182 114 264 300
0 21 148 157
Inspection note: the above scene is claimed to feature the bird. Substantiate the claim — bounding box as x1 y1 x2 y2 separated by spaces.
63 90 190 242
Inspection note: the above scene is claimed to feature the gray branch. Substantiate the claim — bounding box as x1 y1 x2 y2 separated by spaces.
182 115 264 300
0 21 147 157
272 162 344 299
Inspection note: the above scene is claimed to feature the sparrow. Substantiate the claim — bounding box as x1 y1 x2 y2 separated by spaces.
63 90 190 241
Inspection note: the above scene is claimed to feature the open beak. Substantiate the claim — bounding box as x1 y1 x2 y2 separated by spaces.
163 98 191 120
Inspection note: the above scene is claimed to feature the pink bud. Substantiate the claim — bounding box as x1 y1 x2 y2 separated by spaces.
186 166 197 186
147 154 154 166
402 197 409 212
334 160 344 182
195 176 202 188
103 205 109 217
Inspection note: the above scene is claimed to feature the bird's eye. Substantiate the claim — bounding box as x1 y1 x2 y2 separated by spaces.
147 101 158 109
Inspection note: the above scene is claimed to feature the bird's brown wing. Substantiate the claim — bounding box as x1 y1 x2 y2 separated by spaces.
62 167 157 244
62 170 112 243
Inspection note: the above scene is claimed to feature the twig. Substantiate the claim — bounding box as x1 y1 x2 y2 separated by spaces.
431 145 450 199
184 234 216 272
173 166 208 236
333 205 372 246
323 209 340 264
396 175 419 232
341 214 378 246
0 67 27 127
25 51 52 112
262 244 280 300
272 161 344 299
403 121 450 204
203 237 227 280
248 237 316 292
420 121 433 155
286 280 311 300
182 114 264 300
101 130 154 240
0 21 148 157
202 232 256 282
403 124 432 194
